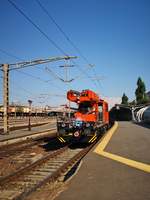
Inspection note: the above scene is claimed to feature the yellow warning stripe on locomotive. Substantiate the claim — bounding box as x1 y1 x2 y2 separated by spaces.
58 136 66 143
89 133 97 143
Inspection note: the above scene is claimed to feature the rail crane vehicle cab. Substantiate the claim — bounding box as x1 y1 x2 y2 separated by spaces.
57 89 109 143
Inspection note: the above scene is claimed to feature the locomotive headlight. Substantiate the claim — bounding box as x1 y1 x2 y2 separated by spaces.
75 120 82 127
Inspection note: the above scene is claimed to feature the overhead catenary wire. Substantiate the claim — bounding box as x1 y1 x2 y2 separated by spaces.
5 0 88 85
36 0 102 89
0 48 76 86
45 67 64 82
45 66 75 83
0 51 68 107
39 93 65 97
36 0 92 67
36 0 91 65
15 69 66 92
0 48 25 69
0 48 69 93
16 70 47 82
7 0 68 56
10 79 57 103
10 80 66 105
10 79 37 97
6 0 102 90
0 48 23 61
8 56 77 70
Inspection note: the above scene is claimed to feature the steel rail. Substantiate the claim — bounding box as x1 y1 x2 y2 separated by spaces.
0 142 96 200
0 137 47 158
0 146 68 185
0 121 55 133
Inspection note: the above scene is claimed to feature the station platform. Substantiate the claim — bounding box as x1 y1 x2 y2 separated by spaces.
56 121 150 200
0 120 57 147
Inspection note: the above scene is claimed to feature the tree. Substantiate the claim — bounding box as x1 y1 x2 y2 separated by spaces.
135 77 148 104
121 93 128 105
129 100 136 106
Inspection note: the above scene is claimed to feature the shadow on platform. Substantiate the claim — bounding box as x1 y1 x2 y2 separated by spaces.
133 122 150 129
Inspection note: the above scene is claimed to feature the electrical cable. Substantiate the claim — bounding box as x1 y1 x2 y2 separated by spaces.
36 0 101 88
15 69 67 92
0 48 68 92
7 0 68 56
6 0 101 90
0 48 23 61
36 0 91 65
45 67 64 82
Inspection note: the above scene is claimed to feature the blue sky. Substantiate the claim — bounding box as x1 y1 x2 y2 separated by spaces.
0 0 150 108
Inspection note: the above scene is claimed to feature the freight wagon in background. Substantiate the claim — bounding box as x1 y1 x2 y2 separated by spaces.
57 89 110 143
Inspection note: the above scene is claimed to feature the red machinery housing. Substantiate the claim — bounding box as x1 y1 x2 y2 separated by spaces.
57 89 109 143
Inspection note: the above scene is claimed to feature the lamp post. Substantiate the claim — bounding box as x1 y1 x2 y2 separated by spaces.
28 100 32 131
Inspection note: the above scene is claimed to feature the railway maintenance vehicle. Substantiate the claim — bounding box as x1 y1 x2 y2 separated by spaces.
57 89 109 143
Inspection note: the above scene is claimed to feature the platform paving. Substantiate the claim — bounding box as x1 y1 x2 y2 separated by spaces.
55 121 150 200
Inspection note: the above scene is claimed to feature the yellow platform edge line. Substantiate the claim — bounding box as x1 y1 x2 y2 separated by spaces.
101 151 150 173
94 121 118 153
93 122 150 173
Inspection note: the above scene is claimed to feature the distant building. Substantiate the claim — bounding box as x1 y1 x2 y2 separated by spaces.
0 104 46 116
0 104 29 113
0 104 72 116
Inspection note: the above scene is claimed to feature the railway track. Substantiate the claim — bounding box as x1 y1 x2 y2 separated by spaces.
0 118 56 134
0 134 63 178
0 127 57 158
0 117 54 125
0 122 55 133
0 139 41 158
0 126 57 148
0 142 95 200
